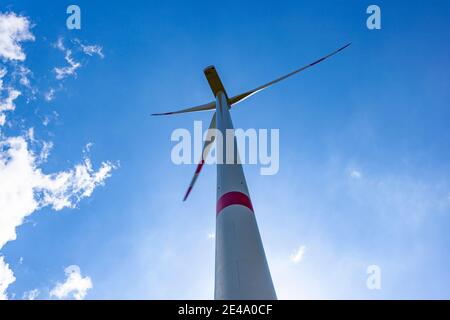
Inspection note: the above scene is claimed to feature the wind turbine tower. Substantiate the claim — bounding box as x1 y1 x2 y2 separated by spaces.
153 43 350 299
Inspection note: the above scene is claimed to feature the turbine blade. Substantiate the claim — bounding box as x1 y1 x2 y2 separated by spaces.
228 42 351 106
183 112 217 201
152 101 215 116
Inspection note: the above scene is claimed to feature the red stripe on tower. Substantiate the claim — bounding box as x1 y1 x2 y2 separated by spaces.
216 191 254 215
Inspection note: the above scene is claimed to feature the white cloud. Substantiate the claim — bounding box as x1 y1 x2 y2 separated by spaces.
350 169 362 179
44 88 55 101
73 38 104 59
54 48 81 80
53 38 104 80
0 136 114 299
39 141 53 162
15 65 32 88
290 245 306 264
0 136 116 250
0 87 21 124
42 110 59 126
0 12 35 61
207 232 215 240
50 265 92 300
22 288 39 300
0 66 21 125
80 43 104 59
84 142 93 152
0 256 15 300
0 16 34 125
54 37 65 51
27 127 35 140
0 66 6 81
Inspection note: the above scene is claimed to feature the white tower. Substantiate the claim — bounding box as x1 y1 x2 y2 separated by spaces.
205 67 276 299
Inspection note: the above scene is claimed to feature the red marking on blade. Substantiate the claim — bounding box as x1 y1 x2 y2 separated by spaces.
195 160 205 174
216 191 254 215
183 186 193 201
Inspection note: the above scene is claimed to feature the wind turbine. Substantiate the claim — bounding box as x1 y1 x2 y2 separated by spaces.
153 43 350 299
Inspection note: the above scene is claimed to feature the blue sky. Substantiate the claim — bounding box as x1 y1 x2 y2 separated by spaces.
0 0 450 299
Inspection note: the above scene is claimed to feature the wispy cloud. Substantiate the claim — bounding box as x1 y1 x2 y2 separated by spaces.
15 65 32 88
290 245 306 264
44 88 55 101
53 38 104 80
39 141 53 163
349 169 362 179
50 265 92 300
0 87 21 126
79 43 104 59
0 66 22 126
42 110 59 126
54 36 65 51
54 48 81 80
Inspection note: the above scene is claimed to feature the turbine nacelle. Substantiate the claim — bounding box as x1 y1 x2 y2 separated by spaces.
204 65 228 98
